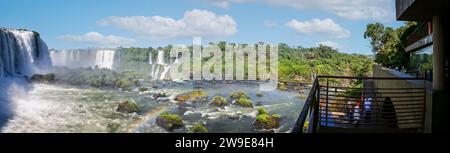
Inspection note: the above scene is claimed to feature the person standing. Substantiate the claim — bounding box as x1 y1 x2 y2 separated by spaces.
353 101 361 125
364 98 372 121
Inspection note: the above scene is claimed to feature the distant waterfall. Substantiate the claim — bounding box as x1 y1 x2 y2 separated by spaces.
95 50 115 69
0 28 52 77
157 50 165 65
148 53 153 65
50 49 116 70
149 50 173 80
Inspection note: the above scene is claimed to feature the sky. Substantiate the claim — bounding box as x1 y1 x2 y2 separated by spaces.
0 0 404 55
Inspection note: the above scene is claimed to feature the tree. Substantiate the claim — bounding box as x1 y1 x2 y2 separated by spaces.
364 22 417 69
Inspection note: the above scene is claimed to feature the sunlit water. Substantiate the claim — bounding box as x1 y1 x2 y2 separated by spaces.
1 81 306 133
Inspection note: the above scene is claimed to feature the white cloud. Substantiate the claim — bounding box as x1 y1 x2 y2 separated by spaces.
263 20 278 28
316 40 342 50
285 18 350 38
58 32 136 47
198 0 231 8
199 0 394 21
97 9 237 40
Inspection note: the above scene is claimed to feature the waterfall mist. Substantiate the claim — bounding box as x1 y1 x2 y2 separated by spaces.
0 28 51 129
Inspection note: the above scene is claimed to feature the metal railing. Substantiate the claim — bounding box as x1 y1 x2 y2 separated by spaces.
293 76 426 133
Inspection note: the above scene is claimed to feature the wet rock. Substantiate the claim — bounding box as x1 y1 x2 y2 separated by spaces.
189 124 208 133
278 82 288 90
29 73 55 83
234 97 254 108
116 100 140 113
175 90 207 103
156 112 184 131
138 87 149 92
209 95 228 106
229 91 248 99
255 102 263 106
256 92 264 97
152 93 168 99
253 108 280 130
227 114 241 121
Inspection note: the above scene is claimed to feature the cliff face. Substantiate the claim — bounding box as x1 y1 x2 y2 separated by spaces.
0 28 52 77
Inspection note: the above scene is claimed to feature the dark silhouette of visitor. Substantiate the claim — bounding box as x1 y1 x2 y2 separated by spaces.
383 97 398 128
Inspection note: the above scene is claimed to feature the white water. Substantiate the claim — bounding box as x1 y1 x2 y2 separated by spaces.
150 50 169 80
50 49 116 69
156 50 165 65
0 28 51 77
148 53 153 65
95 50 115 69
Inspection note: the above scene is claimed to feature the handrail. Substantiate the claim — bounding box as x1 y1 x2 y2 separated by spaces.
316 75 425 80
292 75 426 133
292 77 319 133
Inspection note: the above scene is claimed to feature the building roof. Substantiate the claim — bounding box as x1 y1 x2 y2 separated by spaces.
396 0 449 21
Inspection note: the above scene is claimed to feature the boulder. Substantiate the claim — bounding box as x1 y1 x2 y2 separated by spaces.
156 112 184 131
234 97 253 108
209 95 228 106
253 108 280 130
190 124 208 133
29 73 55 83
116 100 140 113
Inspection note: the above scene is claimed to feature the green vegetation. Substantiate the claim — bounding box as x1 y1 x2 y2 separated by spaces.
209 95 228 106
235 97 253 108
116 100 140 113
175 90 208 103
277 82 288 90
114 78 131 91
364 22 418 68
254 108 280 129
156 112 184 131
190 124 209 133
258 108 268 115
29 73 55 83
229 91 248 99
138 87 149 92
278 44 372 84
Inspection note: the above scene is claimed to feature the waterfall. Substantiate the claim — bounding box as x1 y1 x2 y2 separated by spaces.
95 50 115 69
0 28 52 77
148 53 153 65
50 49 116 70
157 50 165 65
149 50 170 80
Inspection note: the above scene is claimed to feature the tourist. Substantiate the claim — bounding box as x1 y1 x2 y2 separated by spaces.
364 98 372 121
353 101 360 125
346 99 354 121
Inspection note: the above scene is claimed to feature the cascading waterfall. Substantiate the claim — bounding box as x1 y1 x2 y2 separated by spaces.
0 28 52 77
95 50 115 69
148 53 153 65
50 49 116 70
150 50 173 80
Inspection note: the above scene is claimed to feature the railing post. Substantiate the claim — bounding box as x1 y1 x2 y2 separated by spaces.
325 78 329 127
313 80 320 133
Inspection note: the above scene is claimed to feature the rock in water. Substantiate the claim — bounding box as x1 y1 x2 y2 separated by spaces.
253 108 281 130
116 100 140 113
156 112 184 131
209 95 228 106
30 73 55 82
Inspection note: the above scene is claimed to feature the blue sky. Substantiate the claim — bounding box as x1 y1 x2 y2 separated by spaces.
0 0 404 55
